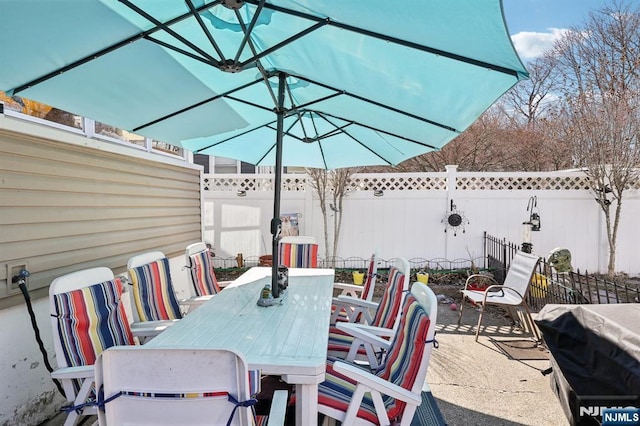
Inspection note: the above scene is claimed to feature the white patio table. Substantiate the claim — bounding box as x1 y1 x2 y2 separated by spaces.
146 267 335 426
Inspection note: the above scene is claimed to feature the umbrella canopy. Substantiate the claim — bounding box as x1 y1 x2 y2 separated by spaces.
0 0 528 295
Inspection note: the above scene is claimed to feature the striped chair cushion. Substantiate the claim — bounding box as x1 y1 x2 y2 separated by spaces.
330 308 351 324
370 266 405 330
328 266 404 358
53 278 134 393
318 357 381 424
188 251 221 296
319 295 430 423
278 243 318 268
374 293 430 420
129 257 182 322
361 253 378 301
326 328 370 357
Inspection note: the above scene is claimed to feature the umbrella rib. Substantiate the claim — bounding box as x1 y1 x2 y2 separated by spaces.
233 0 267 64
232 2 279 107
238 20 328 69
184 0 227 61
294 92 342 112
224 95 274 113
316 113 394 165
8 1 220 95
145 35 221 67
292 73 459 133
286 113 305 138
256 143 276 165
319 110 441 150
132 78 264 132
195 119 278 152
243 0 520 78
120 0 219 64
317 141 329 170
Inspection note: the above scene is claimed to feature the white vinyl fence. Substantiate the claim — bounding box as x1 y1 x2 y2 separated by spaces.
202 166 640 275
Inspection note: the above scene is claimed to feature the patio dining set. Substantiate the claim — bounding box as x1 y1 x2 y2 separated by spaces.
48 237 449 426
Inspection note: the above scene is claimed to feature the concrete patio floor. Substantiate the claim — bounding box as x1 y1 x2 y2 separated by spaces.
429 298 567 425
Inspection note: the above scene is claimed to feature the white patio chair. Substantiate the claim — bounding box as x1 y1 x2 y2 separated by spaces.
95 346 288 426
49 267 136 426
278 236 318 268
126 251 182 337
327 258 410 368
330 251 379 325
340 281 438 372
458 250 542 342
318 282 438 425
184 242 233 309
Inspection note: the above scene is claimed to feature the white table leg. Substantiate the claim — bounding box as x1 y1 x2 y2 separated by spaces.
295 383 318 426
281 372 324 426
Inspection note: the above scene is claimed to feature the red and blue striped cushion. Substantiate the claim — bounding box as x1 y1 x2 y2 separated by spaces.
129 257 182 322
327 266 405 357
361 253 378 301
327 329 369 356
278 243 318 268
317 357 381 423
375 294 430 419
319 294 430 423
188 251 221 296
370 267 405 330
53 278 134 393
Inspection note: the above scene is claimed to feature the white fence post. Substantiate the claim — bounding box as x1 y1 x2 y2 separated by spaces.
444 165 459 260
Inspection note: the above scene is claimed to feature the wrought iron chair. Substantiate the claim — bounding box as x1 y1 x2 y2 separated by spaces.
96 346 288 426
318 283 438 425
458 250 542 342
278 236 318 268
49 267 135 426
327 258 410 368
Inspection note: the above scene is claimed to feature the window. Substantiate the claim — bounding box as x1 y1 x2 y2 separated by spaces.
193 154 210 173
214 156 238 174
240 161 256 174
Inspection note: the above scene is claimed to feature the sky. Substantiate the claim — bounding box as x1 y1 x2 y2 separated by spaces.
502 0 614 60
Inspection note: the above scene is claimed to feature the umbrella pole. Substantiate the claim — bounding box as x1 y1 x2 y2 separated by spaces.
271 72 286 298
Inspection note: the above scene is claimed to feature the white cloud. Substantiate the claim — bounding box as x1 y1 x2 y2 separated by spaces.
511 28 568 59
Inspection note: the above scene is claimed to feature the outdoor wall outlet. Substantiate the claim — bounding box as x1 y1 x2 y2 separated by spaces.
6 261 29 296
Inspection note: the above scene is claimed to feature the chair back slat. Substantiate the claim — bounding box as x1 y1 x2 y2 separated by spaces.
129 257 182 322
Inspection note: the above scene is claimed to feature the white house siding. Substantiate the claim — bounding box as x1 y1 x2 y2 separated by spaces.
0 115 200 425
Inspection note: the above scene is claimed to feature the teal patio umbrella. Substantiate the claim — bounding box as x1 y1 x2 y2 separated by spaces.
0 0 528 296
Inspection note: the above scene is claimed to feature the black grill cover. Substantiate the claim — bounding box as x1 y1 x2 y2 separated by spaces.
535 304 640 425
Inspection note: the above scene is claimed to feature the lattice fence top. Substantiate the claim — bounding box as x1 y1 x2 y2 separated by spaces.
456 175 592 191
203 175 307 191
203 172 616 192
348 175 447 191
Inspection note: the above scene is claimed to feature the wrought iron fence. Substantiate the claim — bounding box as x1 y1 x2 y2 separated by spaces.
211 254 484 272
484 232 640 311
